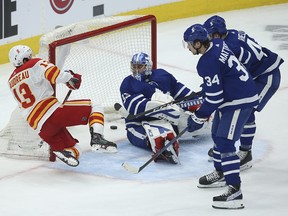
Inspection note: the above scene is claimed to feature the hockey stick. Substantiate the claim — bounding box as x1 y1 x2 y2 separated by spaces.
177 98 204 108
114 93 202 120
62 89 72 104
114 97 204 119
122 127 189 174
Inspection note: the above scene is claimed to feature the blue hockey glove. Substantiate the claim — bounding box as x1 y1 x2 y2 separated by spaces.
187 112 207 132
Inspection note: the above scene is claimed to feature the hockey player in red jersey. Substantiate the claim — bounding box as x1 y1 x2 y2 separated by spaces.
8 45 117 167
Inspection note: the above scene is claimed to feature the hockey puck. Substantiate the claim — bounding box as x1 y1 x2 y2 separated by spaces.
110 125 118 130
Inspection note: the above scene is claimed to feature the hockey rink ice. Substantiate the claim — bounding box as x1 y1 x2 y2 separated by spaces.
0 4 288 216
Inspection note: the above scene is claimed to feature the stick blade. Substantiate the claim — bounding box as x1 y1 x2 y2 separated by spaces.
122 162 140 174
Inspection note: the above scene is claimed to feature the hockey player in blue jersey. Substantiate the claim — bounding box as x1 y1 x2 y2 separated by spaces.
183 24 259 209
203 15 283 171
119 52 208 164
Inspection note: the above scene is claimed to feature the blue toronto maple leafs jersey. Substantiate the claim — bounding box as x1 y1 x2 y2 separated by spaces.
120 68 193 122
224 29 284 78
195 38 259 119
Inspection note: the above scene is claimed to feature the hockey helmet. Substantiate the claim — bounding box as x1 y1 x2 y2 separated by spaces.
9 45 33 67
203 15 227 37
183 24 209 44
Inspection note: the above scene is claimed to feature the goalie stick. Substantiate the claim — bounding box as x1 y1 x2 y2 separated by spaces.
122 127 188 174
114 97 204 119
114 93 203 120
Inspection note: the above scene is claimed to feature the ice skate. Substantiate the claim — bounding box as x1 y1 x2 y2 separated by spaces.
237 149 252 171
207 147 253 171
153 137 179 164
198 170 226 188
212 185 244 209
90 128 117 153
208 147 213 162
159 150 178 164
160 138 179 164
53 150 79 167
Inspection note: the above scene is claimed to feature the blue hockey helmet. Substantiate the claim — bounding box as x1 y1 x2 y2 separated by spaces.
183 24 209 44
130 52 152 81
203 15 227 36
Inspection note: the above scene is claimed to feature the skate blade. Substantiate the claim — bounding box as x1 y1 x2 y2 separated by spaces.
198 181 227 188
212 200 245 209
54 152 79 167
240 162 252 171
91 145 118 153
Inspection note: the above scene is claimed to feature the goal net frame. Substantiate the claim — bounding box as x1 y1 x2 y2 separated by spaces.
49 15 157 70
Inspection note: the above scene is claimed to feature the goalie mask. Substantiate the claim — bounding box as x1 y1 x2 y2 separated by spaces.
9 45 33 67
130 52 152 81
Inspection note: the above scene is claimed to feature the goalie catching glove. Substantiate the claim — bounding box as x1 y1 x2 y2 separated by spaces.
66 70 82 90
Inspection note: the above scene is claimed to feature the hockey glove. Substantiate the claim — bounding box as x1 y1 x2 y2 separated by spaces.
66 70 82 90
187 112 207 132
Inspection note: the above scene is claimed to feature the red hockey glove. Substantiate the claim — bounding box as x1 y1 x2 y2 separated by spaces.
66 71 82 90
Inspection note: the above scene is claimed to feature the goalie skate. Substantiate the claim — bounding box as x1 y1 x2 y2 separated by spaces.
156 149 179 164
153 134 179 164
53 150 79 167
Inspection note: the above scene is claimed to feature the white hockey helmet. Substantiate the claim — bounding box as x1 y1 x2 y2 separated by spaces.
9 45 33 67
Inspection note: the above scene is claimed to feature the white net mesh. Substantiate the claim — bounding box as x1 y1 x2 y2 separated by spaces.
0 108 50 160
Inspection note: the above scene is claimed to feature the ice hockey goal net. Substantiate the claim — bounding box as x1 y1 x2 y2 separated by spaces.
39 14 157 111
0 15 157 161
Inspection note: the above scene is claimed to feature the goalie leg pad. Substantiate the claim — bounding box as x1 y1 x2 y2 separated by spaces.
166 131 179 156
142 120 179 164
